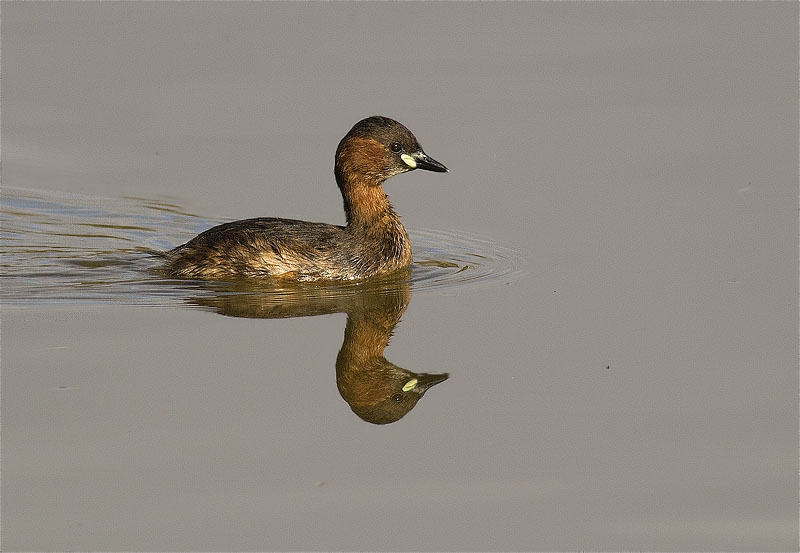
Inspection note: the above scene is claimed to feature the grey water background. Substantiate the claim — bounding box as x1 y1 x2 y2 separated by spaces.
2 2 797 551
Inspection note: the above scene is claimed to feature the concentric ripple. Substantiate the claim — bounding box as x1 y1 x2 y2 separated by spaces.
408 228 525 292
1 187 524 307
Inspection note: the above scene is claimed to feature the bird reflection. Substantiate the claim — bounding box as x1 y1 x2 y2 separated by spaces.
185 271 448 424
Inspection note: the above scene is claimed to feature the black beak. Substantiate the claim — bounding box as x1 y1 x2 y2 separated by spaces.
412 151 449 173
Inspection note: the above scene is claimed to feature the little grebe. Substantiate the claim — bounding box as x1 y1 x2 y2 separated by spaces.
164 116 448 281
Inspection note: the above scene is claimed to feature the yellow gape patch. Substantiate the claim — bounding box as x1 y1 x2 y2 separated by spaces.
402 378 418 392
400 154 417 169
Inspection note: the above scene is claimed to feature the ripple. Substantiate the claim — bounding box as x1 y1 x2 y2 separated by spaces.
1 187 524 306
408 228 525 292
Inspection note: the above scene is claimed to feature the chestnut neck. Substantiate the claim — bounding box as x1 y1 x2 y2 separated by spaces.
339 181 396 228
335 137 399 228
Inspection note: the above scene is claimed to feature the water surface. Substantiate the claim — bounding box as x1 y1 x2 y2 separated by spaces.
2 2 797 551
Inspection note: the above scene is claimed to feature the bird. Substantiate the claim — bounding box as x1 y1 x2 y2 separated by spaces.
163 116 448 281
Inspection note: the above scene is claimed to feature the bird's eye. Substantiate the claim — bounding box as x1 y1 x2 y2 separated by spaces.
391 393 403 402
390 142 403 153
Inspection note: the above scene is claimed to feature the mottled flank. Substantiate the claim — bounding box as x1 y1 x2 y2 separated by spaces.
165 216 411 281
163 116 447 281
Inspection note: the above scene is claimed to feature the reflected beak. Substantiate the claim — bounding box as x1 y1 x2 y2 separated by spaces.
413 372 450 392
403 151 448 173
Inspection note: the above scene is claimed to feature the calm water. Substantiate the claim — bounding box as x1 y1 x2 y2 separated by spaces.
3 3 797 551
